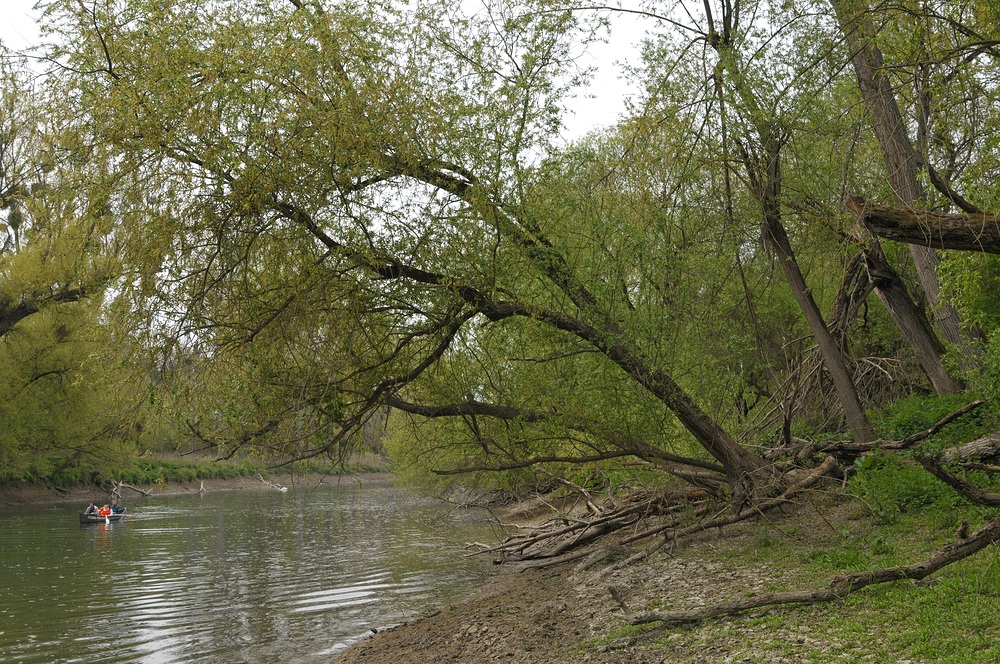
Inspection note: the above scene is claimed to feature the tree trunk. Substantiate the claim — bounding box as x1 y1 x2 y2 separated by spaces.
746 131 878 445
830 0 973 378
847 197 1000 254
714 44 878 446
858 235 964 394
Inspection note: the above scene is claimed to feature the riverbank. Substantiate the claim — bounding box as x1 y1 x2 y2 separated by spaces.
336 489 1000 663
0 472 393 508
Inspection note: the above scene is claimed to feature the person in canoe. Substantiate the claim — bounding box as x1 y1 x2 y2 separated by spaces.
83 502 98 515
110 499 125 514
97 504 112 517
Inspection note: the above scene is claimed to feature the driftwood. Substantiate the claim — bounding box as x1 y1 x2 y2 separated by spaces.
476 491 671 561
497 457 840 573
622 512 1000 625
110 480 152 498
603 456 840 574
256 473 288 492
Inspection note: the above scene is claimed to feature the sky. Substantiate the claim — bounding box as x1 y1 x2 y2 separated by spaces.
0 0 642 140
1 1 39 52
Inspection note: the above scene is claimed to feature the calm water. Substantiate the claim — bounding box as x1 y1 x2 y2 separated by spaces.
0 481 502 663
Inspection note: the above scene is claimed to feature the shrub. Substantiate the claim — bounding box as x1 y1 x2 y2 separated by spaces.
849 451 961 523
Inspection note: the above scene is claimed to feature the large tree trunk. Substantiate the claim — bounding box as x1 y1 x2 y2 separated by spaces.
848 197 1000 254
713 40 878 446
857 234 964 394
748 135 878 445
830 0 972 382
597 335 778 510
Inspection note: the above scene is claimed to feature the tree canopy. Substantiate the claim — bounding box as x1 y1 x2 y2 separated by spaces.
0 0 997 504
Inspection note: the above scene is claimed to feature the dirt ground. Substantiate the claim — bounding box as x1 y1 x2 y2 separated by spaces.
335 491 875 664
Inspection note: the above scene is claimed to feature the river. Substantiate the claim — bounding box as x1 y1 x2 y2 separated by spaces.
0 481 502 663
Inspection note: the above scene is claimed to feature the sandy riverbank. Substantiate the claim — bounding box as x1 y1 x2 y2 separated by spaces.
333 491 965 664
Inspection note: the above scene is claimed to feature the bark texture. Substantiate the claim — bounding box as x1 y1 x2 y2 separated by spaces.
848 196 1000 254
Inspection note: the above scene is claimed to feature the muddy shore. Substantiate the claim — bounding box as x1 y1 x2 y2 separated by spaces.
333 493 925 664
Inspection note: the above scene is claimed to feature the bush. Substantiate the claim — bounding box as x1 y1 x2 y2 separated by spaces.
875 393 993 452
849 451 962 523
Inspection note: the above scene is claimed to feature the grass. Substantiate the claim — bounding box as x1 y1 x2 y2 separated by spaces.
586 495 1000 663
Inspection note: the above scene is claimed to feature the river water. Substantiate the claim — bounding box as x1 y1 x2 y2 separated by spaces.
0 481 502 663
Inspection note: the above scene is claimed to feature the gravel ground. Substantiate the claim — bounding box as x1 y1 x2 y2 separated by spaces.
335 493 881 664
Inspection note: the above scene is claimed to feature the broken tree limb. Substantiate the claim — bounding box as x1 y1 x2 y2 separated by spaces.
256 473 288 492
603 457 841 574
623 513 1000 625
913 455 1000 507
846 195 1000 254
111 480 152 497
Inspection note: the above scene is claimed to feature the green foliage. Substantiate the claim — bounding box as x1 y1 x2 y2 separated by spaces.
875 392 995 450
110 458 264 485
848 392 1000 524
3 0 992 504
849 451 966 523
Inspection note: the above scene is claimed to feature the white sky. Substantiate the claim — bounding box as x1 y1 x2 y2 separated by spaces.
0 0 40 52
0 0 641 139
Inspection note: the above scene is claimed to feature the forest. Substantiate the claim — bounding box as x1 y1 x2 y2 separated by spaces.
2 0 1000 627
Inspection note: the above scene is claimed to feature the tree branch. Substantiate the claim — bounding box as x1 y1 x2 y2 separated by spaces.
819 399 985 455
913 455 1000 507
846 195 1000 254
625 512 1000 624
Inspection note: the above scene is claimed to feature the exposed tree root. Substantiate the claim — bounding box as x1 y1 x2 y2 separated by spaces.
620 513 1000 624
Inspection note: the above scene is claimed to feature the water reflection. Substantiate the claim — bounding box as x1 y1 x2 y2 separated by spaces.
0 482 500 663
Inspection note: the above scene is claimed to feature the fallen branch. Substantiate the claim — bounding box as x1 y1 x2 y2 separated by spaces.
482 489 704 561
913 455 1000 507
959 462 1000 474
819 399 985 456
256 473 288 492
111 480 152 497
941 432 1000 464
604 457 840 573
846 195 1000 254
624 513 1000 624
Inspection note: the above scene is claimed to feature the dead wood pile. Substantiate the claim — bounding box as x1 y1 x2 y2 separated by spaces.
471 399 1000 626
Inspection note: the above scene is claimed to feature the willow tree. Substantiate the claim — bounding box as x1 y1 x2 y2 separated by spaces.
37 0 797 505
0 45 129 482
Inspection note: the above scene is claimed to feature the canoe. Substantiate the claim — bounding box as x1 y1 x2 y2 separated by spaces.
79 512 127 524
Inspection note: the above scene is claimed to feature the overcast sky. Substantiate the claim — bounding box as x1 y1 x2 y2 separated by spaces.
0 0 640 140
1 0 39 51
